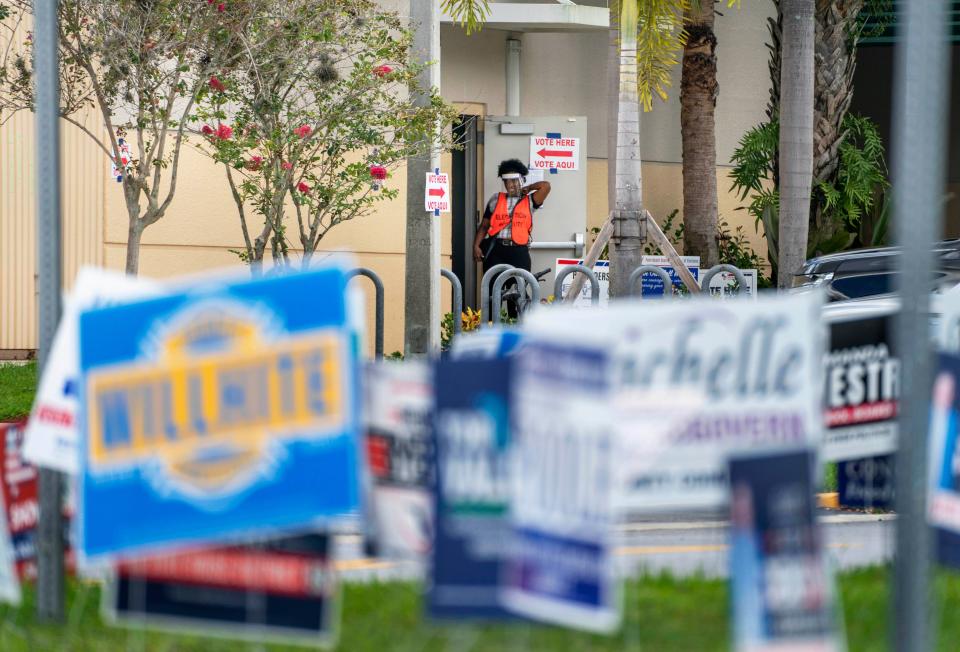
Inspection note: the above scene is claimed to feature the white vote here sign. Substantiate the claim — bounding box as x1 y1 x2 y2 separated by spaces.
424 172 450 213
529 136 580 171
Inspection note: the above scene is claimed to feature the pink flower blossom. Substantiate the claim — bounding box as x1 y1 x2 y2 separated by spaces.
246 155 263 171
201 124 215 136
297 182 311 194
294 124 312 138
373 65 392 77
208 75 226 93
369 165 387 181
281 161 293 171
217 3 226 12
215 124 233 140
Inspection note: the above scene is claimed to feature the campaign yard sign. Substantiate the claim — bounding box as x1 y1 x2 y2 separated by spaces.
1 420 73 580
363 361 434 560
78 265 361 561
428 357 514 620
502 340 619 633
822 314 899 462
24 267 162 475
555 258 610 307
926 353 960 567
449 327 525 360
524 291 825 511
107 534 337 648
729 450 842 652
638 255 700 296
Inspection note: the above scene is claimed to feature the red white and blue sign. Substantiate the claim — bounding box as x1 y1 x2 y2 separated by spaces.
78 265 361 561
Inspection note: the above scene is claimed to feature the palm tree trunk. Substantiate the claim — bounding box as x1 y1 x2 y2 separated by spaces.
777 0 815 288
680 0 719 268
609 0 643 297
607 0 620 216
810 0 864 247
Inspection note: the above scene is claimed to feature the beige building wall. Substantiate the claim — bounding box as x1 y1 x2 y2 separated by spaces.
2 3 778 351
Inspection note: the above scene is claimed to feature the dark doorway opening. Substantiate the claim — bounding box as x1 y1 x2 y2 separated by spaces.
451 115 480 310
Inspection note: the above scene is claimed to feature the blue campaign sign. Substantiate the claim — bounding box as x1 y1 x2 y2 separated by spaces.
428 357 514 620
640 259 699 296
729 449 841 651
78 266 361 561
838 454 894 510
927 353 960 566
502 340 619 633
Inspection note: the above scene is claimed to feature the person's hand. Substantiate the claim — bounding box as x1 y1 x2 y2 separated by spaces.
474 244 484 262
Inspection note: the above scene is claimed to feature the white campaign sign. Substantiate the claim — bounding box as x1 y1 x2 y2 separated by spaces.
523 291 825 511
529 136 580 171
707 269 758 299
22 267 162 474
424 172 450 213
555 258 610 307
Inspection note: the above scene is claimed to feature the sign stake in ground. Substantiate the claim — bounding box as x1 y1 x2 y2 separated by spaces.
33 0 65 624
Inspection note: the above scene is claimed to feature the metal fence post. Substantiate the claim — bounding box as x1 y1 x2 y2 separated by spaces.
699 264 749 295
627 265 674 298
441 269 463 337
479 264 513 328
347 268 384 360
553 265 600 305
492 269 540 324
890 1 952 650
34 0 65 623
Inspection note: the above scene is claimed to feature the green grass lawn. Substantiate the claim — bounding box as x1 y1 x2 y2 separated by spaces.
0 568 957 651
0 362 36 421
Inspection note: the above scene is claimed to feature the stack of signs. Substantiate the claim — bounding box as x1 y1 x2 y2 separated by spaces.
729 450 842 652
524 291 824 512
502 340 619 633
927 353 960 566
428 357 513 619
363 361 433 559
0 424 21 605
822 313 898 510
1 420 72 579
108 534 336 647
76 265 359 645
24 267 163 474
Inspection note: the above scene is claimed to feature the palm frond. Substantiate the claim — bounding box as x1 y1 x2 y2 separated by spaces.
635 0 688 111
441 0 490 35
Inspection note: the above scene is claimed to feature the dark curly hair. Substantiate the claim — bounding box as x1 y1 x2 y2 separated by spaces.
497 158 528 178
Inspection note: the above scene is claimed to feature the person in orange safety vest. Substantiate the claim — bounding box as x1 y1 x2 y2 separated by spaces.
473 159 551 318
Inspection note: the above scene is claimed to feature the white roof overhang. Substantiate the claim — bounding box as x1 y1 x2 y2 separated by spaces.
441 3 610 33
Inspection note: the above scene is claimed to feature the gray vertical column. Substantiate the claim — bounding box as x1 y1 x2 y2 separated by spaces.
891 1 952 650
404 0 441 356
33 0 65 622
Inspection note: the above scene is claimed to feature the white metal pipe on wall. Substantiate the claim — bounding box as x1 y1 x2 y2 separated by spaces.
506 37 521 116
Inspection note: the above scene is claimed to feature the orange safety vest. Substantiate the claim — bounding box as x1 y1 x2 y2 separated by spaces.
487 193 533 245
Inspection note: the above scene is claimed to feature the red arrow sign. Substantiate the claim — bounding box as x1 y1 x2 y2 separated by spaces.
428 188 445 198
537 148 574 158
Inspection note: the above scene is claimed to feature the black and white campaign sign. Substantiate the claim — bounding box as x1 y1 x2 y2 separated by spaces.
528 136 580 171
523 291 825 511
363 362 433 560
822 314 899 461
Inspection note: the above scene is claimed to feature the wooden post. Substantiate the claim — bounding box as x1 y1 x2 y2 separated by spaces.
564 214 614 304
644 210 701 294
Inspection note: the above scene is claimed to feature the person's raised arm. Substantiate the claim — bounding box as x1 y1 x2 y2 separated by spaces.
523 181 551 207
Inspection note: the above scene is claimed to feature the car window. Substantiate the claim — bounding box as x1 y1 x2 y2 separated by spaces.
829 273 894 299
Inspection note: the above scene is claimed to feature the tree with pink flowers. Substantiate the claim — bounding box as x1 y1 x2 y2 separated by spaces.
194 0 458 266
1 0 265 274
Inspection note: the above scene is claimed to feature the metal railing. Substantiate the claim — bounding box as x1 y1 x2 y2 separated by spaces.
347 267 384 360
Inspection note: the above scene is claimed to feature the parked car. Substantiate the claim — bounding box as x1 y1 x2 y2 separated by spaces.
792 240 960 302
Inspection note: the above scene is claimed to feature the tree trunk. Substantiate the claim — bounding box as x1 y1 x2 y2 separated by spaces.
126 222 143 275
777 0 815 288
809 0 864 248
607 0 620 216
609 1 643 298
680 0 719 268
